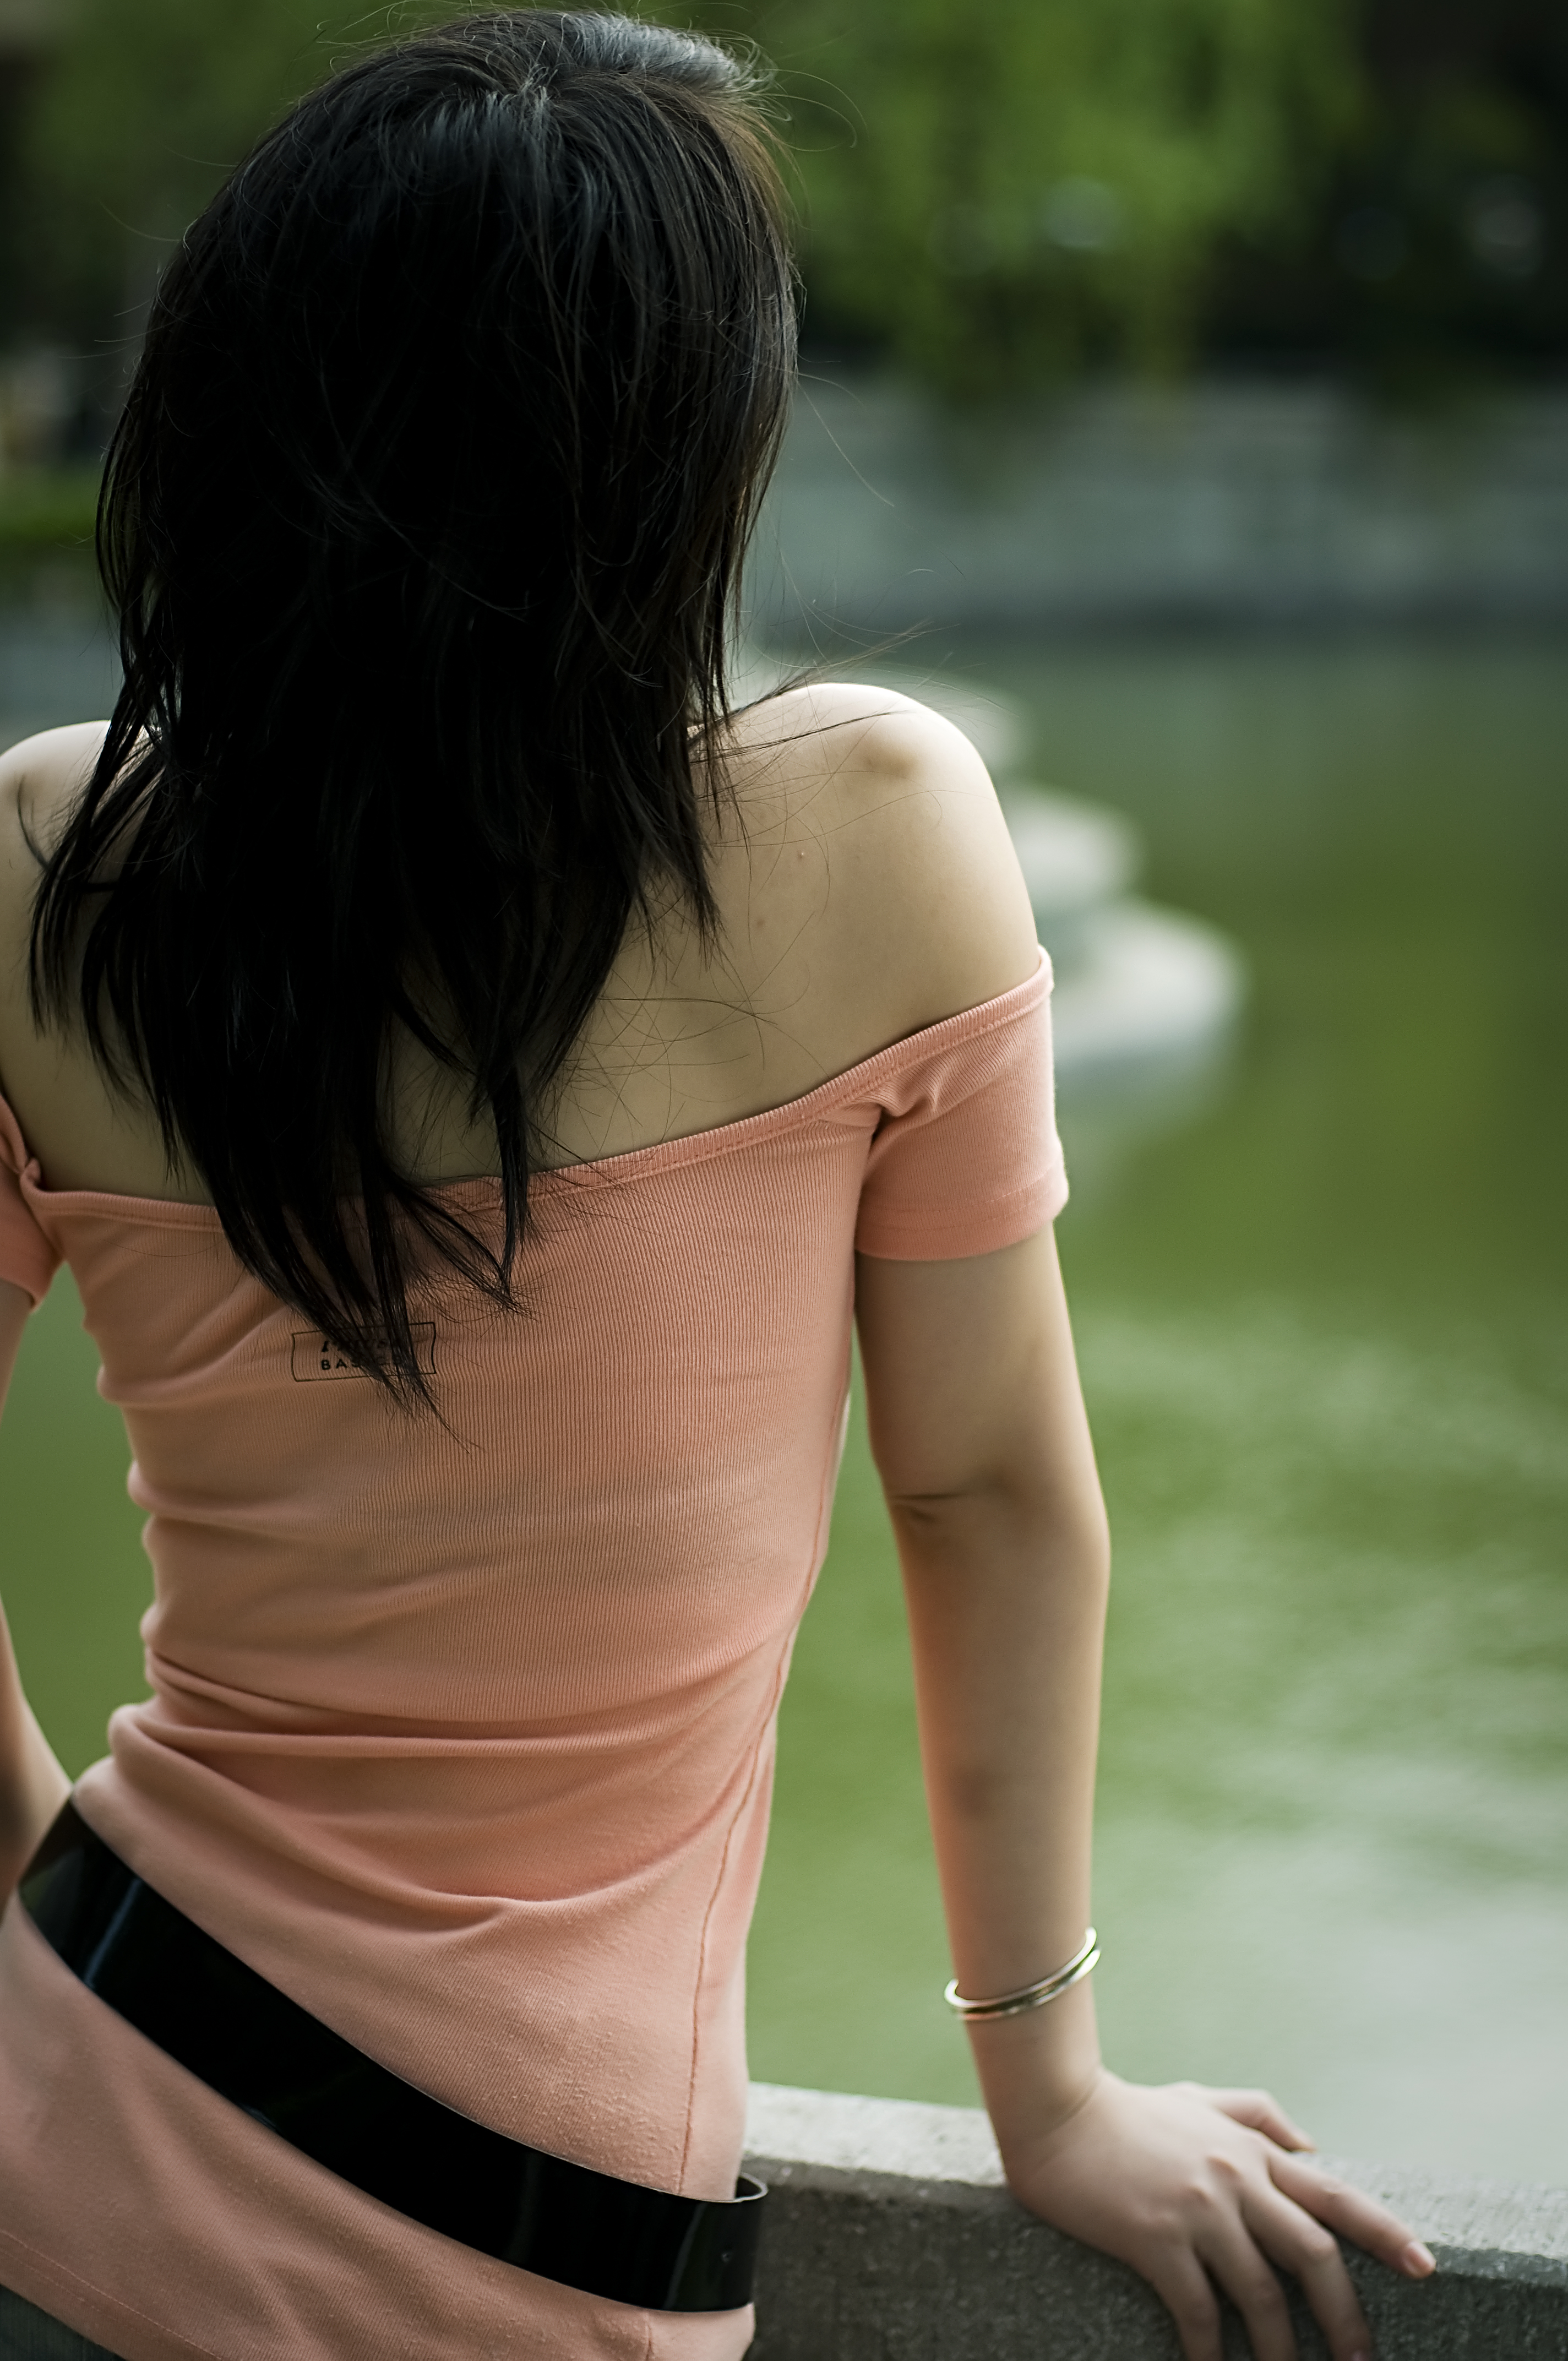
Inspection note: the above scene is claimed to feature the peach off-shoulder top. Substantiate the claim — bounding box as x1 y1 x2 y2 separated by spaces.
0 952 1064 2361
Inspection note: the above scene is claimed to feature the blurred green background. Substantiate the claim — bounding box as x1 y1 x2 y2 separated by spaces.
0 0 1558 434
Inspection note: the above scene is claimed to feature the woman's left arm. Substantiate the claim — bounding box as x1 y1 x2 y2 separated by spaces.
856 1227 1435 2361
0 1277 70 1892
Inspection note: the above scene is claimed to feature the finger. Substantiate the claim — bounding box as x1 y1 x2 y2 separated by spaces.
1194 2210 1300 2361
1241 2179 1372 2361
1204 2084 1316 2151
1145 2252 1225 2361
1270 2150 1438 2280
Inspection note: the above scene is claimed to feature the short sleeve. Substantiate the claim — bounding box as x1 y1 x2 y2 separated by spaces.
0 1089 61 1304
854 953 1069 1260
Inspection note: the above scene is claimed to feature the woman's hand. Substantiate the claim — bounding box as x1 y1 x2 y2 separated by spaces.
999 2069 1435 2361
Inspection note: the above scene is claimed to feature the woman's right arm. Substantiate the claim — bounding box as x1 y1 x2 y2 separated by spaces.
0 1276 69 1892
0 735 93 1888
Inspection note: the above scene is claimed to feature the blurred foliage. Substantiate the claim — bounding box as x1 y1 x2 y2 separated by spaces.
0 0 1561 411
1205 1 1568 390
733 0 1362 391
17 0 376 341
0 460 97 600
0 457 95 549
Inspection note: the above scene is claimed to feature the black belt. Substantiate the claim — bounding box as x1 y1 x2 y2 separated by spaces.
20 1802 765 2313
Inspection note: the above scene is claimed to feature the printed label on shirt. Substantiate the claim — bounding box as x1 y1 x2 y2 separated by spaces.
290 1324 436 1382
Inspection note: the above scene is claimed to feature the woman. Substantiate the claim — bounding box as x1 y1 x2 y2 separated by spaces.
0 13 1431 2359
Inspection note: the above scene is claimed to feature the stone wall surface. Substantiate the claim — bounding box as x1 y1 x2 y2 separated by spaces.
742 2083 1568 2360
747 378 1568 636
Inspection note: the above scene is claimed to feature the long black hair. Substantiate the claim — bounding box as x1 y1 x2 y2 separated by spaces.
29 8 796 1397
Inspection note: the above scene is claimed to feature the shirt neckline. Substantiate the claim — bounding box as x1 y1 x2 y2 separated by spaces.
15 947 1049 1226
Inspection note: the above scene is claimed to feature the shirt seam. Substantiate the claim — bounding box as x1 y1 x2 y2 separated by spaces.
0 2225 228 2361
675 1337 854 2195
7 949 1052 1230
855 1157 1068 1252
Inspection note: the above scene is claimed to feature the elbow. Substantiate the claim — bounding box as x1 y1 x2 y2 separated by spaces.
1079 1494 1112 1596
890 1477 1112 1597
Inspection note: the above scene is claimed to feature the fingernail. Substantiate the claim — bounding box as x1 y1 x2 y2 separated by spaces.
1351 2349 1370 2361
1403 2239 1436 2276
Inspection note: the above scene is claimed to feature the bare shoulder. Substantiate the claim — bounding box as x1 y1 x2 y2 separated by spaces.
0 719 107 1046
0 720 203 1201
0 722 107 966
0 721 106 871
0 719 108 804
716 681 1038 1052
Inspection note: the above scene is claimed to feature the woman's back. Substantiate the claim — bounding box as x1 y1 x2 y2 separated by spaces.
0 683 1061 2360
0 685 1036 1201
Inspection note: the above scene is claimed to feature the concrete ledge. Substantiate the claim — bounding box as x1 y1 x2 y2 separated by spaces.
750 377 1568 632
743 2083 1568 2359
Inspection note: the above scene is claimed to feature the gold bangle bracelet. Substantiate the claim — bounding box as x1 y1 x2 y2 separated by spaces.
944 1927 1100 2021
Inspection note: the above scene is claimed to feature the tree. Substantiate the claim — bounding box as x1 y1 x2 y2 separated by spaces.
6 0 1563 407
742 0 1360 391
17 0 396 348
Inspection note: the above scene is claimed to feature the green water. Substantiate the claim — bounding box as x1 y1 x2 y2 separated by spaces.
1 632 1564 2187
747 635 1568 2187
